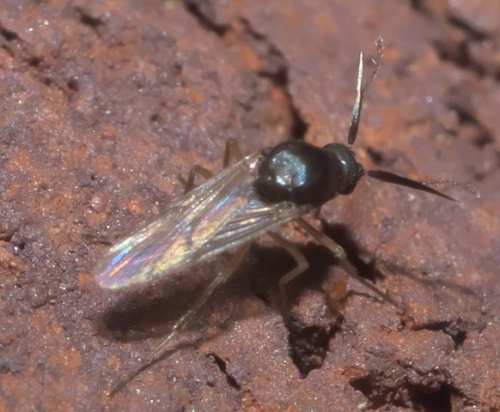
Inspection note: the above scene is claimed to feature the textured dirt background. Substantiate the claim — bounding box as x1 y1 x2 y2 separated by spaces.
0 0 499 411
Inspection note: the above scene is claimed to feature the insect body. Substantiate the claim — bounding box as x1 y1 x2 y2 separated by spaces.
94 139 379 289
94 43 457 394
95 48 451 292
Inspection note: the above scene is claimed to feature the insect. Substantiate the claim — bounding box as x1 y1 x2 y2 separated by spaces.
94 40 466 394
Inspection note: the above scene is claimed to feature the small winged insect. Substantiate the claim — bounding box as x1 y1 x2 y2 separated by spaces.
94 41 467 394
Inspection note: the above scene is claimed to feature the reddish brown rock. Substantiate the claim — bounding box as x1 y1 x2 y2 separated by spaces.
0 1 498 411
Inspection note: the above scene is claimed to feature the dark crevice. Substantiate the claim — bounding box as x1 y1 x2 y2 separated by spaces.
288 324 335 377
413 1 498 79
74 7 103 29
1 230 26 250
433 37 482 77
240 19 308 141
432 21 497 80
250 242 341 377
249 244 305 311
27 56 43 68
322 223 380 284
67 78 79 92
350 375 408 410
412 320 469 350
451 330 467 349
252 291 270 307
366 147 385 166
350 371 454 411
15 240 25 251
445 84 477 124
0 27 19 42
0 351 22 374
471 133 493 149
445 84 494 148
408 0 431 15
150 113 161 124
0 231 14 243
239 17 286 78
447 15 489 42
0 32 67 93
206 352 240 390
183 0 229 36
182 4 308 141
257 67 308 140
410 384 453 412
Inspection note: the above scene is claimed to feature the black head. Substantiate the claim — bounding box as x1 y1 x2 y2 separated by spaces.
254 140 363 206
254 42 457 206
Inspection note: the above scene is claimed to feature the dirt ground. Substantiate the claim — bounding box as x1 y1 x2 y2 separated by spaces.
0 1 499 411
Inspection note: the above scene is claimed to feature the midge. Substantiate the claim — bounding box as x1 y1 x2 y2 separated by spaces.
94 42 459 393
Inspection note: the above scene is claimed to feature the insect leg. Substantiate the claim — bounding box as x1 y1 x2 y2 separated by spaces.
223 138 244 167
109 241 252 396
267 232 309 324
184 165 213 193
183 139 244 193
296 217 407 314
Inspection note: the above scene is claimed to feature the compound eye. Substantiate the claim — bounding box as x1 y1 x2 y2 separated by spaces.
323 143 363 195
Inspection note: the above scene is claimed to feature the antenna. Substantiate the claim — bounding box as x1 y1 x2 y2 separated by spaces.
347 38 475 201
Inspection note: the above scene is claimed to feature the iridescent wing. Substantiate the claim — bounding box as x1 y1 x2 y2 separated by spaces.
93 152 310 289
